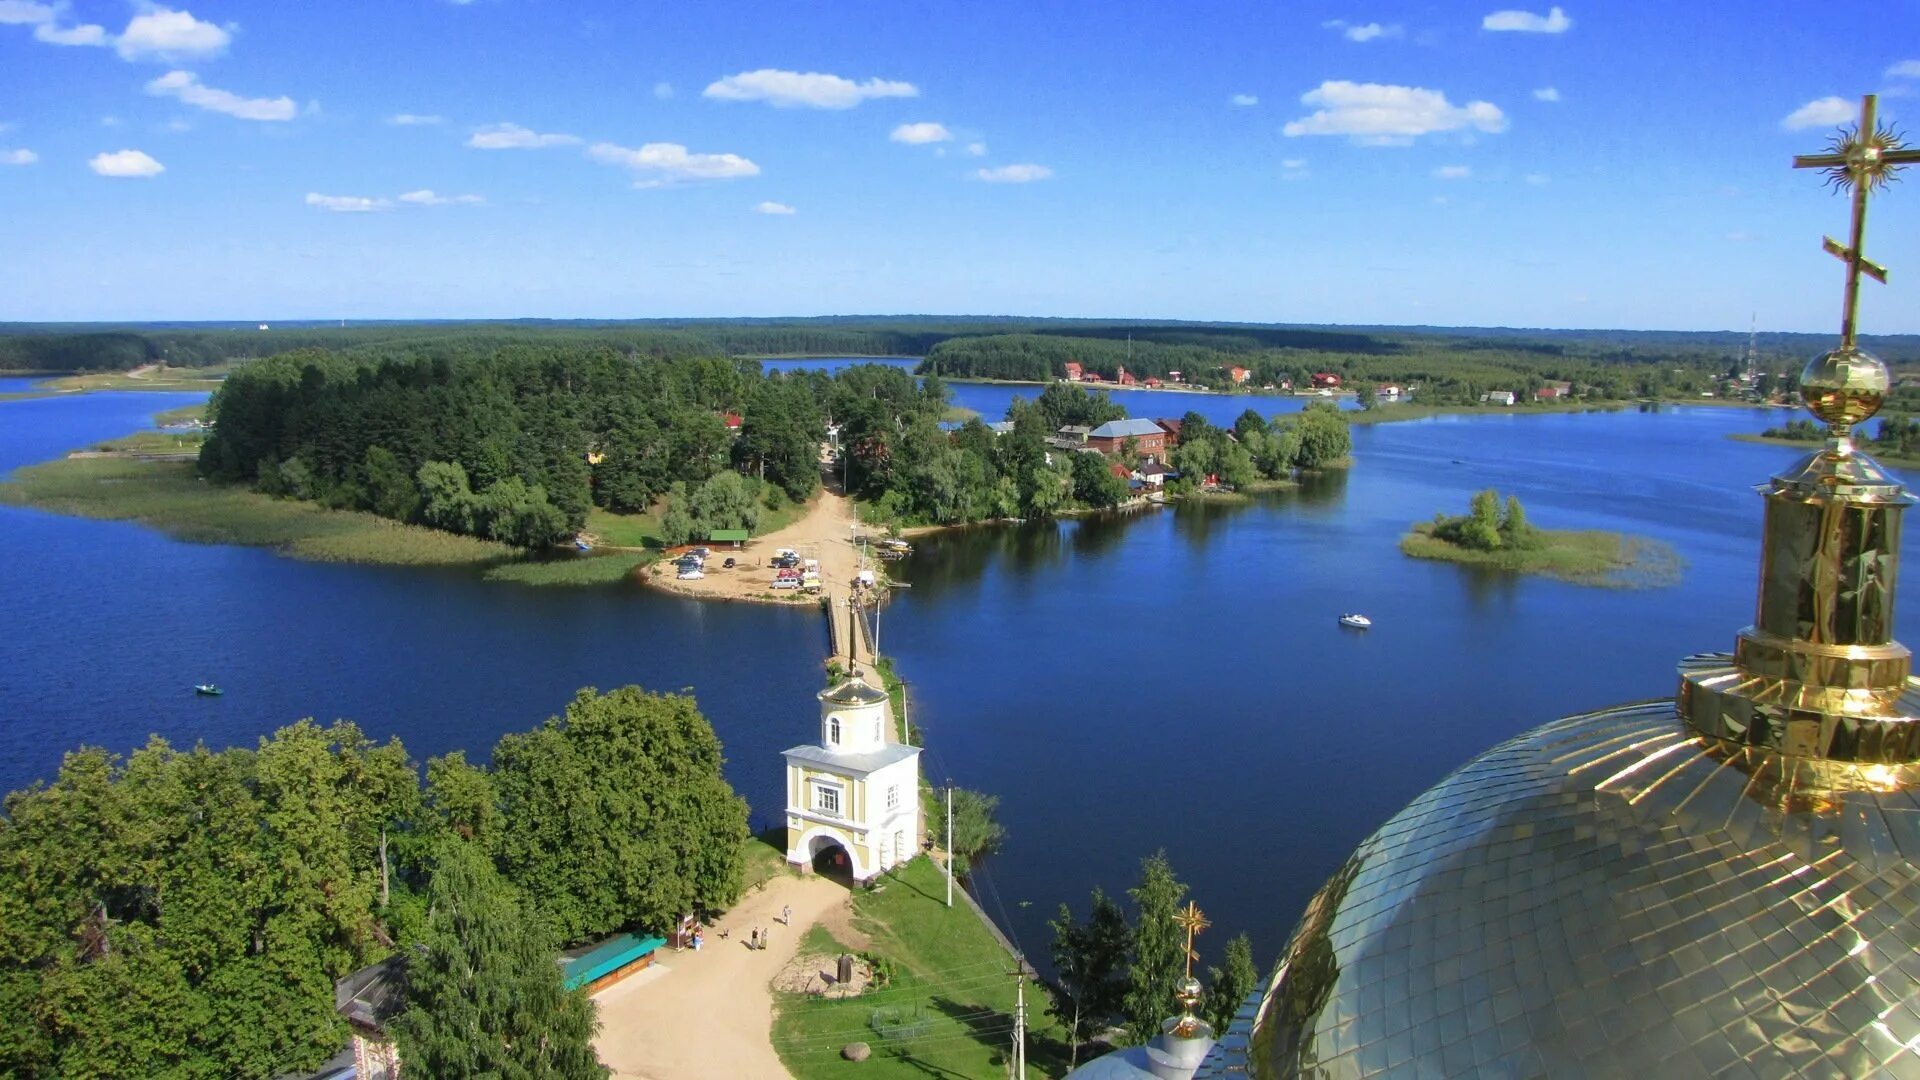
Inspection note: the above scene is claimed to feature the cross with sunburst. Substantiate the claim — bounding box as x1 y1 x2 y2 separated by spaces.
1792 95 1920 346
1176 900 1211 981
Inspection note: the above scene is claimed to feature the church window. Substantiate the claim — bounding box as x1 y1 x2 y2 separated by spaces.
815 784 841 817
829 717 840 744
886 784 899 811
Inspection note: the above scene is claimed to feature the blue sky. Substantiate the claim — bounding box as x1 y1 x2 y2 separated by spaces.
1 1 1917 332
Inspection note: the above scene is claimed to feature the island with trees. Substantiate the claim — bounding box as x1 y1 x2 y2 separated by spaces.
1400 489 1681 588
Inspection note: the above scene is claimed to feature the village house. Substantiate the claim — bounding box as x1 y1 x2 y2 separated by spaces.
1082 370 1106 384
721 412 743 432
1116 366 1138 386
1143 376 1163 389
1228 365 1252 385
1135 460 1177 488
1085 417 1170 459
1535 381 1573 400
1063 361 1083 382
1167 369 1183 382
1377 384 1403 403
1311 372 1342 390
1279 378 1293 392
1152 417 1184 446
1483 390 1518 406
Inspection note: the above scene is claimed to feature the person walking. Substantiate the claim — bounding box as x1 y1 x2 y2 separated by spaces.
781 904 791 926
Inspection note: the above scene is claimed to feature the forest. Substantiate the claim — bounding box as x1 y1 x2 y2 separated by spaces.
0 685 744 1079
6 315 1917 375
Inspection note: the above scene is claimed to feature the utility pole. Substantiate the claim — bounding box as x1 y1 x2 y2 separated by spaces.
945 783 955 908
1009 962 1028 1080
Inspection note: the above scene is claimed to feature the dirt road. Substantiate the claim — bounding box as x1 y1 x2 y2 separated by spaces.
593 873 852 1080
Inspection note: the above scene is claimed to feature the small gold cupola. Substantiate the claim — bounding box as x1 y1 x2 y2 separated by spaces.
1678 94 1920 770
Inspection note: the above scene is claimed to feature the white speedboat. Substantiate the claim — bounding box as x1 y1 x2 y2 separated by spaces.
1339 613 1372 629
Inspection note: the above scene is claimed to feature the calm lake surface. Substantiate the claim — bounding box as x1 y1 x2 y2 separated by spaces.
0 364 1895 971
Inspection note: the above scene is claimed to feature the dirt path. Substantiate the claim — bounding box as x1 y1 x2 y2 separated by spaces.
642 486 862 606
593 873 853 1080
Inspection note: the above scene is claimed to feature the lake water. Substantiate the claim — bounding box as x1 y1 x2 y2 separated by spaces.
0 370 1886 972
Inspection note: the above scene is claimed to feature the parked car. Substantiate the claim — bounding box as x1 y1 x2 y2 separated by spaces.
723 557 737 569
770 577 800 589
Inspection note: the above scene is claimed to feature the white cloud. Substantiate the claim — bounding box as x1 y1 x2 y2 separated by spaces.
100 114 122 126
1 148 37 165
586 141 760 186
305 192 392 213
1889 60 1920 79
703 68 917 109
35 20 103 45
89 149 164 177
1323 19 1403 42
116 6 231 62
653 82 674 99
1482 6 1571 32
1532 86 1561 102
468 122 581 149
0 1 52 24
0 1 106 47
964 141 987 156
755 200 796 215
1282 81 1507 144
1230 93 1259 107
890 121 952 144
1782 96 1853 131
975 163 1052 183
1524 172 1550 184
145 71 296 122
398 189 484 206
1433 164 1471 179
1282 158 1309 180
388 113 443 126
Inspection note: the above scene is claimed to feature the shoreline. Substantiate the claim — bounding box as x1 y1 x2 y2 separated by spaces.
1727 431 1920 468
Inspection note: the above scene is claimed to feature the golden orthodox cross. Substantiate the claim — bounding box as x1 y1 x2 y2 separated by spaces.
1792 94 1920 347
1175 901 1210 981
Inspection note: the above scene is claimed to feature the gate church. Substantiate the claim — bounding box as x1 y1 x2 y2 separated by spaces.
783 676 922 881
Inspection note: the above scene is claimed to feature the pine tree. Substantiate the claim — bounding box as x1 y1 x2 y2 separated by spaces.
393 841 606 1079
1204 933 1259 1035
1123 851 1189 1043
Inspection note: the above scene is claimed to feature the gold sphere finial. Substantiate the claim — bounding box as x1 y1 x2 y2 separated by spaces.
1799 344 1889 444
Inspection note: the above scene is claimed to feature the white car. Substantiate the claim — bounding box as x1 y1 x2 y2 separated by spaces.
678 569 705 581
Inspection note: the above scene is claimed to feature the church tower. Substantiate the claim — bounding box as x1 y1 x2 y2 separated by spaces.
783 676 922 881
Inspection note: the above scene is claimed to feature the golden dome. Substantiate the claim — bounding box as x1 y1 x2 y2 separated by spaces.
1242 690 1920 1078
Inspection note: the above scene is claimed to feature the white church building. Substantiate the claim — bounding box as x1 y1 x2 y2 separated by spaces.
783 677 922 881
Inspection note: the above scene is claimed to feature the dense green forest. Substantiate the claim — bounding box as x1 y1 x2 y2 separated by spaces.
6 316 1916 374
0 686 743 1079
198 346 828 548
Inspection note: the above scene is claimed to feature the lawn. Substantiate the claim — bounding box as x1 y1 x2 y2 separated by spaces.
771 856 1068 1078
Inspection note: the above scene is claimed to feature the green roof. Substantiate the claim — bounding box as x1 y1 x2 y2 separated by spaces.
558 933 665 990
708 529 750 541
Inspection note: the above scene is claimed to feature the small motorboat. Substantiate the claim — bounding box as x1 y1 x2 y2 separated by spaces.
1338 614 1372 630
194 684 223 696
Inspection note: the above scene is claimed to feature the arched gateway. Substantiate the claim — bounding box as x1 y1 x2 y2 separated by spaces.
782 677 921 882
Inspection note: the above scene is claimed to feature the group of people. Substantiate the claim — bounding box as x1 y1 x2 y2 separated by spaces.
743 905 794 952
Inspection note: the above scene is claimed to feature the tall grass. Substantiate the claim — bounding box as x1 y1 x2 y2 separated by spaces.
0 458 514 566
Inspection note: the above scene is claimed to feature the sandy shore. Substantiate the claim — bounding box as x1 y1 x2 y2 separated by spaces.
641 487 864 606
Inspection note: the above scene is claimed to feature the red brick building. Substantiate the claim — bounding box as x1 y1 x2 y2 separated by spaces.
1086 418 1171 459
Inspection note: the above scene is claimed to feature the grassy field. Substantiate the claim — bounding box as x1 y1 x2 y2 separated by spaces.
741 832 797 895
152 403 208 426
0 457 516 565
481 552 649 586
44 365 231 393
1399 523 1682 588
771 856 1066 1079
84 429 208 456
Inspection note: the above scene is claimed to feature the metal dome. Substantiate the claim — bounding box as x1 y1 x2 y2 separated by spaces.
1242 687 1920 1078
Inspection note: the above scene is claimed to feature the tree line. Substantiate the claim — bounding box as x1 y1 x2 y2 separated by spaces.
199 346 828 549
0 685 746 1079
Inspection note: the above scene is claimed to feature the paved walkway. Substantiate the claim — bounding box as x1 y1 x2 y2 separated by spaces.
593 873 851 1080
